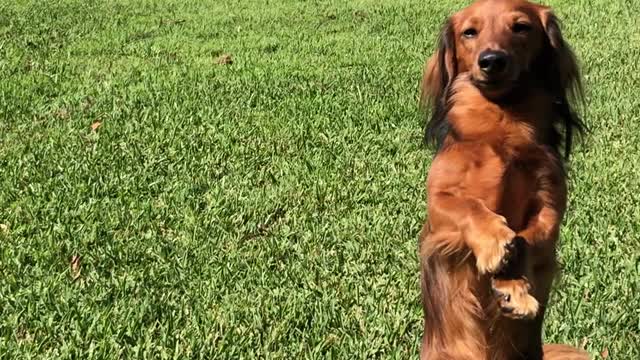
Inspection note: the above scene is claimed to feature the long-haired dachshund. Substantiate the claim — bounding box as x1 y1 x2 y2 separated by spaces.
418 0 590 359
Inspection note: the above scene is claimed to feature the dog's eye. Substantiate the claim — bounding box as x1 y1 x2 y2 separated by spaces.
462 28 478 38
512 23 532 34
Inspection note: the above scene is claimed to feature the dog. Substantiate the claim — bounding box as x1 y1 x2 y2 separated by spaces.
417 0 590 359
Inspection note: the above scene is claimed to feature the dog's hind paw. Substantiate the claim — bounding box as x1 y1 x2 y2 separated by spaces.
491 277 539 320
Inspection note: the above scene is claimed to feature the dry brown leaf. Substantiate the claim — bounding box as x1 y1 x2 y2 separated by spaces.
90 121 102 132
601 347 609 359
70 255 81 280
215 53 233 65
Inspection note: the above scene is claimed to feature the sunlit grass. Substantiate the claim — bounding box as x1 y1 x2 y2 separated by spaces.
0 0 638 358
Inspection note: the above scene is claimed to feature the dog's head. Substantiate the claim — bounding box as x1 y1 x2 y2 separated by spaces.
421 0 584 155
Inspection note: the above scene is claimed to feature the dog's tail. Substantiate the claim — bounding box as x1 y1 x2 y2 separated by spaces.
543 344 591 359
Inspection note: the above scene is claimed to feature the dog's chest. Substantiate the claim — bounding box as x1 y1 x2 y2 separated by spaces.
499 158 539 229
462 143 543 229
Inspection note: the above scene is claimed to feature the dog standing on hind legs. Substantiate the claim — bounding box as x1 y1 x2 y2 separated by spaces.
417 1 590 359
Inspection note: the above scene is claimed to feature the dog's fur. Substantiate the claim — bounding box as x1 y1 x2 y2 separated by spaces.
418 1 589 359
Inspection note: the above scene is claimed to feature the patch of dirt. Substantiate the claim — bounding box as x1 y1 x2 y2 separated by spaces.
215 53 233 65
242 207 286 240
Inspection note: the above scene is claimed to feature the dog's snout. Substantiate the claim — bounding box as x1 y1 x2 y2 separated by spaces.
478 50 509 74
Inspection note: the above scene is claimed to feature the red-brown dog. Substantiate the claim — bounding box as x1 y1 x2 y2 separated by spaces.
418 0 589 359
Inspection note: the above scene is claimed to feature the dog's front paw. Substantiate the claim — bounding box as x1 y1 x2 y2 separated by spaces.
492 278 539 320
472 215 516 274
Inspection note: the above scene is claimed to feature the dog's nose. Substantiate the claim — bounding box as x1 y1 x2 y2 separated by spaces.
478 50 508 74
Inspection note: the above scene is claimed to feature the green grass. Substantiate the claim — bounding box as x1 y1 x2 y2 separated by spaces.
0 0 638 358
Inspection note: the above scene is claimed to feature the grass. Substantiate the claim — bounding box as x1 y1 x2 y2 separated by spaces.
0 0 638 358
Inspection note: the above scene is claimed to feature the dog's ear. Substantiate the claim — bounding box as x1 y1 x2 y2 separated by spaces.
537 8 583 102
537 7 585 158
421 20 457 148
420 20 457 109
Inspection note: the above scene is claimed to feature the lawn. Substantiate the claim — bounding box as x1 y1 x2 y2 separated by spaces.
0 0 638 358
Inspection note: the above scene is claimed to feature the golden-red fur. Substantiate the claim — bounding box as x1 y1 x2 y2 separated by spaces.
418 1 589 359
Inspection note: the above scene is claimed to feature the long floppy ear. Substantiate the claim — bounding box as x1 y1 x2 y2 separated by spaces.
420 20 456 108
421 20 457 148
538 8 583 103
537 7 586 158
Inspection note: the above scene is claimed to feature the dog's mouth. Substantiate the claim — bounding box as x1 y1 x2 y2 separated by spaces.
473 77 508 90
472 76 516 98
